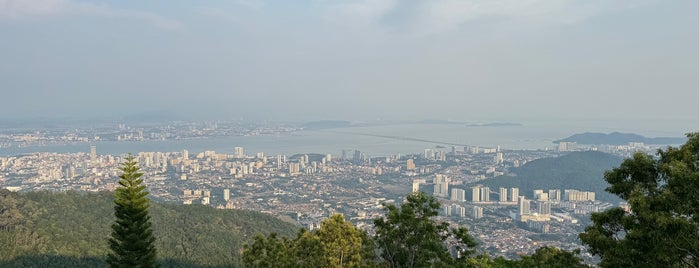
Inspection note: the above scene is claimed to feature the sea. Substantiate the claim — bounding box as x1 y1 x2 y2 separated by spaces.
0 121 690 157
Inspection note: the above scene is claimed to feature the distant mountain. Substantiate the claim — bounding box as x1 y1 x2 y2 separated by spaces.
0 190 298 267
555 132 686 145
470 151 623 202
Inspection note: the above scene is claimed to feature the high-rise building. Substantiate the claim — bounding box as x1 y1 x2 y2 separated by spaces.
433 174 450 197
472 206 483 219
472 186 481 202
223 188 230 202
289 162 300 175
548 189 561 201
509 187 519 202
234 147 244 158
480 187 490 202
89 145 97 163
518 196 530 216
451 188 466 202
424 149 434 160
557 142 576 152
182 149 189 161
412 179 426 193
499 187 508 202
494 152 504 164
564 189 596 201
406 159 415 171
353 150 362 162
537 201 551 215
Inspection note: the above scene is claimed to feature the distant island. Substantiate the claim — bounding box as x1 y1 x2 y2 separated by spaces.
555 132 686 145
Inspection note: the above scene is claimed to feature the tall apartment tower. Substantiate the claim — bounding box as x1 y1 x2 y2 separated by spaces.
472 206 484 219
499 187 508 202
472 186 481 202
451 188 466 202
518 196 530 215
89 145 97 163
406 159 416 171
182 149 189 161
223 188 230 202
480 187 490 202
433 174 450 197
234 147 244 158
509 187 519 202
548 189 561 201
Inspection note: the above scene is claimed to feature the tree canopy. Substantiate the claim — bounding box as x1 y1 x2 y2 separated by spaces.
107 154 158 268
373 191 477 268
579 132 699 267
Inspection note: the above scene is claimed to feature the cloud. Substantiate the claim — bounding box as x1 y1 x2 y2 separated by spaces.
0 0 182 29
322 0 656 36
323 0 398 28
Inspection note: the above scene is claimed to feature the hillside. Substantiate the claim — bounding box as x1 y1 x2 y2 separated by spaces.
0 190 298 267
471 151 623 202
555 132 686 145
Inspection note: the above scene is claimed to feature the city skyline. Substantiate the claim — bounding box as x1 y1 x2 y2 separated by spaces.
0 0 697 132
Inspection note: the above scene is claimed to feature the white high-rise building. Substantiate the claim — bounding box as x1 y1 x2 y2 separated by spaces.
182 149 189 161
537 201 551 215
499 187 508 202
549 189 561 201
90 145 97 162
480 187 490 202
433 174 450 197
424 149 434 160
472 186 481 202
518 196 530 216
509 188 519 202
494 152 504 164
451 188 466 202
234 147 244 158
472 206 483 219
223 188 230 201
412 179 426 193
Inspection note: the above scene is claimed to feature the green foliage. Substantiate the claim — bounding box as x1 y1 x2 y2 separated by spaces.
516 247 588 268
476 151 623 202
316 214 364 267
0 190 297 267
241 233 295 268
242 214 376 268
108 154 158 268
373 191 477 268
579 133 699 267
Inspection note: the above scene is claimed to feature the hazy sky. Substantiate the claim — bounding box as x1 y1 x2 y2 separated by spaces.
1 0 697 131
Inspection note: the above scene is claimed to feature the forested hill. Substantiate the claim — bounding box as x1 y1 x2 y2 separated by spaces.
555 132 686 145
0 190 298 267
472 151 623 202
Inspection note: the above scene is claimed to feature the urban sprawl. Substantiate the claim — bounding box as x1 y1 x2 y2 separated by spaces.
0 122 659 262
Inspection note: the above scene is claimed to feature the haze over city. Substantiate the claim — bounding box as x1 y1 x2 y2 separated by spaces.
1 0 697 134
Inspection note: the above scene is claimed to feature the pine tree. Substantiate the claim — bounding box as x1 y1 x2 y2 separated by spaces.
107 154 158 268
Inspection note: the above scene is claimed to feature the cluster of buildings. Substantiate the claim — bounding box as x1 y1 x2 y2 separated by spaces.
1 140 612 262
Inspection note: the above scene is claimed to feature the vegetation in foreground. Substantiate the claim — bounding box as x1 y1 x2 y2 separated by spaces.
580 132 699 267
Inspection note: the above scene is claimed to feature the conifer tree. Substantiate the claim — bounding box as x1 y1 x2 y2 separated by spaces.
107 154 158 268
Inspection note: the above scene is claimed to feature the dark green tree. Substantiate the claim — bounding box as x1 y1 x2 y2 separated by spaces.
242 233 294 268
107 154 158 268
373 191 477 268
579 133 699 267
515 247 588 268
242 214 378 268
